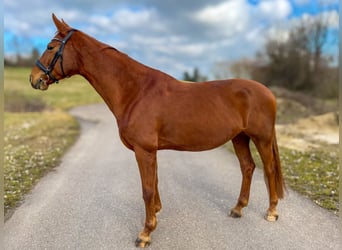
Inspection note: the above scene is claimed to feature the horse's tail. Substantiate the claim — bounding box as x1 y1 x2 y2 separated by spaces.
272 133 286 199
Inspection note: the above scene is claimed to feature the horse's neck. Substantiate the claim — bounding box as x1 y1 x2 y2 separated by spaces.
75 34 151 120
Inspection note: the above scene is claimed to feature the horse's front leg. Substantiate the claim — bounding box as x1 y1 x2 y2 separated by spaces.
134 147 159 248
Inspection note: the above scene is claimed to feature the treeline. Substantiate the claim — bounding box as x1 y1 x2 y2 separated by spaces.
5 48 40 67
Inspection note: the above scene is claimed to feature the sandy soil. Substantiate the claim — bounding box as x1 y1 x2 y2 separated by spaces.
276 112 339 151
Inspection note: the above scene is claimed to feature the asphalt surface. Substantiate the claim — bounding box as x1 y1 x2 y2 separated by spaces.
4 104 340 250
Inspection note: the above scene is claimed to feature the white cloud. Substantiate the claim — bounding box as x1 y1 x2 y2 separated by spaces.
193 0 251 35
114 8 158 29
258 0 292 20
300 10 339 28
322 10 339 28
193 0 292 40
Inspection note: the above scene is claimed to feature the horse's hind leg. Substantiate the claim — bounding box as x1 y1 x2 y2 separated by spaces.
154 163 162 213
253 138 279 222
230 133 256 218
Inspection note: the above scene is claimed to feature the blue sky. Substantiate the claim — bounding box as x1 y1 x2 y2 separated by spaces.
4 0 339 79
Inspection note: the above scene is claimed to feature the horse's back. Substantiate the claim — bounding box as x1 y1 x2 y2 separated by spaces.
189 78 277 122
211 78 275 105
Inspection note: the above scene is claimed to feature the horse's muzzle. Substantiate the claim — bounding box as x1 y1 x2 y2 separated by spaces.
30 75 49 91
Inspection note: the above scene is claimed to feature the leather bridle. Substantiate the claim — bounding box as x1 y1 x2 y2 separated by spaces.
36 29 75 84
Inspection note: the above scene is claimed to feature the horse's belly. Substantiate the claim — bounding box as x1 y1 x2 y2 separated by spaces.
158 122 240 151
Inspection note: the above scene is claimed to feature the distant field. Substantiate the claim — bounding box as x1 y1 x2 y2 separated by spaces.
5 67 103 110
4 67 103 217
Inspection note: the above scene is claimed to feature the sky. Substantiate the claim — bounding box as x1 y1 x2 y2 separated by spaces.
4 0 339 79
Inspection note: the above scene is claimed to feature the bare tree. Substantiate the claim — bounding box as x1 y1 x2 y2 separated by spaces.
252 14 337 96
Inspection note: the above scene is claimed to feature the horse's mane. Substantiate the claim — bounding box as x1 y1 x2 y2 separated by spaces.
100 46 119 53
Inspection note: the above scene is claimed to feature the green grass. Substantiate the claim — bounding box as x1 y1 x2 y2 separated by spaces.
5 67 103 110
279 148 339 212
4 67 103 216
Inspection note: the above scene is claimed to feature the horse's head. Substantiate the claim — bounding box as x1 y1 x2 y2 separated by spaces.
30 14 78 90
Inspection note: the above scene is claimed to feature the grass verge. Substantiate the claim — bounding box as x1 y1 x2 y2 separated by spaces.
279 147 338 212
4 111 79 217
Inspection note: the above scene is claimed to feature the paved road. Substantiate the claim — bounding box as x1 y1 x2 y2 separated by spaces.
4 104 340 250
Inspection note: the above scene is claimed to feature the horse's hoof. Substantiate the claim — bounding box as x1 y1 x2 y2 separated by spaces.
229 209 242 218
155 207 162 215
265 212 279 222
135 237 151 248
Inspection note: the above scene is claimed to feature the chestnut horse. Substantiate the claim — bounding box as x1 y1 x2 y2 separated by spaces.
30 14 285 248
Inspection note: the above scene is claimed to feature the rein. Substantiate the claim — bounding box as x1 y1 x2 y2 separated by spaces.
36 29 75 83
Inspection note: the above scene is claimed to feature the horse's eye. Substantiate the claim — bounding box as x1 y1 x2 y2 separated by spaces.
47 45 54 50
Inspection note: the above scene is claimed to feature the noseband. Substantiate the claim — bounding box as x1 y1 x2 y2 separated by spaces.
36 29 75 83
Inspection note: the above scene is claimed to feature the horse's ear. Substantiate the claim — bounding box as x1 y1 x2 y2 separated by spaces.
52 13 70 34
